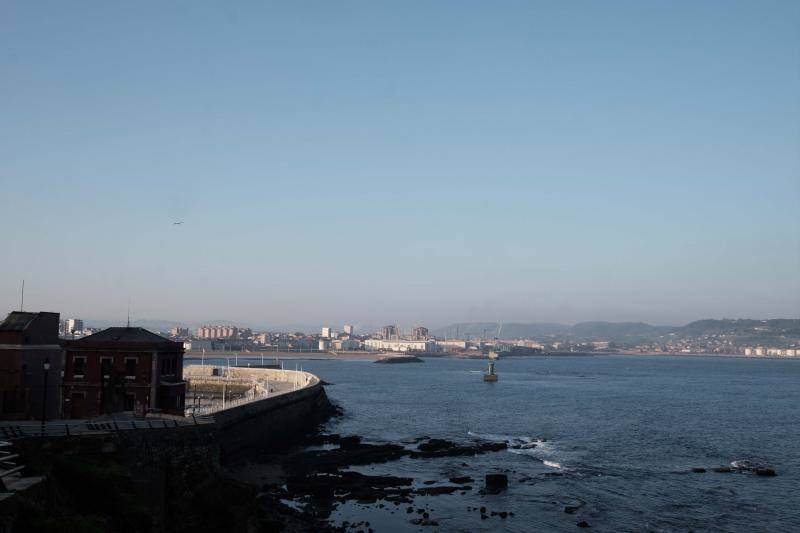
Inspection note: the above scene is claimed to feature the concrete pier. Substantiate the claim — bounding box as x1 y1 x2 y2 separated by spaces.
183 364 333 456
183 364 316 415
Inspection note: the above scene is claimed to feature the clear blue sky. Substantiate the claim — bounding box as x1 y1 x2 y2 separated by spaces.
1 1 798 329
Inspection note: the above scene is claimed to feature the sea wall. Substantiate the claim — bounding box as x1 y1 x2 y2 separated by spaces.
11 368 334 532
15 422 221 531
183 365 334 457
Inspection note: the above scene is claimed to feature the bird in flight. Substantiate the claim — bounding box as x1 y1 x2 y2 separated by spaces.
173 221 184 225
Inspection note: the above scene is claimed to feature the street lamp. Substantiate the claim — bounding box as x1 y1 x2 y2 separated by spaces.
41 358 50 435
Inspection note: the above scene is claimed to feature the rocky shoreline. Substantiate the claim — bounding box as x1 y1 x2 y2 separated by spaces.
239 428 522 531
238 427 782 532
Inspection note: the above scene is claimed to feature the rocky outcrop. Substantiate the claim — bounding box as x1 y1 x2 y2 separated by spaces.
413 438 508 458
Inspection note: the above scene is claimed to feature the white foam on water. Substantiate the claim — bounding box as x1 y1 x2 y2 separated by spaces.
469 431 565 470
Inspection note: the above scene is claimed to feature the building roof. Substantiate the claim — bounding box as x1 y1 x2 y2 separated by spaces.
73 327 172 344
0 311 40 332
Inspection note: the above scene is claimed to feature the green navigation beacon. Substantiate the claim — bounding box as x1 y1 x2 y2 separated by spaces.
484 358 498 382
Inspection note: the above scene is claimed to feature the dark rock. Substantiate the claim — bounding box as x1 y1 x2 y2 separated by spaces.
499 511 508 519
423 480 437 485
413 438 508 458
480 514 488 520
577 520 590 528
285 471 413 503
691 467 706 473
449 476 474 484
480 506 486 514
422 512 429 519
417 438 453 452
416 485 464 496
755 468 777 477
374 355 424 363
305 433 341 445
406 507 413 513
339 436 362 449
713 466 732 473
564 506 580 514
285 442 410 473
485 473 508 490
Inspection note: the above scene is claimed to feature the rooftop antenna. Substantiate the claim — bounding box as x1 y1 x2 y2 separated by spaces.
20 280 24 311
127 297 131 328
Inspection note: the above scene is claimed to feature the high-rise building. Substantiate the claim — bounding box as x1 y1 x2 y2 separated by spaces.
343 324 354 336
196 325 239 339
169 327 190 338
412 326 429 340
381 325 398 340
64 318 84 335
321 326 332 338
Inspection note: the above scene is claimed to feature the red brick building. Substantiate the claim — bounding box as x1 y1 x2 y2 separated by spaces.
62 327 185 419
0 311 63 420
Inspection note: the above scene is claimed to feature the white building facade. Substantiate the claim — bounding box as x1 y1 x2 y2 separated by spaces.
365 339 437 353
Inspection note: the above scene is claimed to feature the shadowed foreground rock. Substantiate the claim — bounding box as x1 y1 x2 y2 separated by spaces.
485 473 508 492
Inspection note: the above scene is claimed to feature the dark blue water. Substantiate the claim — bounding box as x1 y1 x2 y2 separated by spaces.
234 355 800 532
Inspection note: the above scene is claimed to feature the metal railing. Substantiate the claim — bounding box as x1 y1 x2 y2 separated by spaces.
186 372 315 416
0 415 216 440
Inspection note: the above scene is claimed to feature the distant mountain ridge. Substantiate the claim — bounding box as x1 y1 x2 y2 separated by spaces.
433 319 800 343
82 318 800 343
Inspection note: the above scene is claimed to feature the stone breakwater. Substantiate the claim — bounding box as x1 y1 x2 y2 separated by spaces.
183 364 337 457
11 367 338 532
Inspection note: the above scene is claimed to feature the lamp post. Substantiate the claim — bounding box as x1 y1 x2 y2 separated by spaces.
41 358 50 435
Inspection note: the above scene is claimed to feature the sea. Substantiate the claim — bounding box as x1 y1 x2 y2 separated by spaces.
224 355 800 532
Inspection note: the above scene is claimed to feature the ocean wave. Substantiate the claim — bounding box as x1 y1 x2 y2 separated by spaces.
468 431 563 469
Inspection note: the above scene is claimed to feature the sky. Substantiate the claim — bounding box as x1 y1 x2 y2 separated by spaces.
1 1 798 330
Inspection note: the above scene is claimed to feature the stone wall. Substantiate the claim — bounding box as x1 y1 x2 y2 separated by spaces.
15 422 220 531
184 365 333 456
11 368 334 531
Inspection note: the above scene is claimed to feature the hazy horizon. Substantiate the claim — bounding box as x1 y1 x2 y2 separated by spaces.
2 2 798 327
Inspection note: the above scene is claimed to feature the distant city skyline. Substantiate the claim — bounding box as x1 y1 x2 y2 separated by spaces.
1 2 798 326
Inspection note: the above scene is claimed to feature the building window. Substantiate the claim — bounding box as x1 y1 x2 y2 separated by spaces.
125 358 137 379
100 357 113 378
124 393 135 411
73 357 86 378
160 357 177 376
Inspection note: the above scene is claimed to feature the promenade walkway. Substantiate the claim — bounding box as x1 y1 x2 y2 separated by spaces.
183 364 317 415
